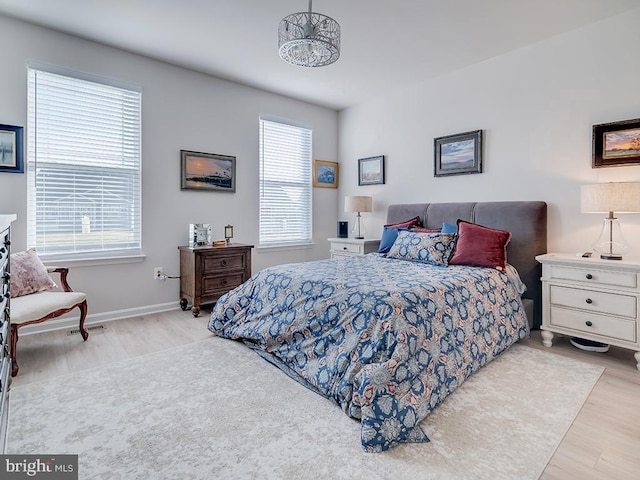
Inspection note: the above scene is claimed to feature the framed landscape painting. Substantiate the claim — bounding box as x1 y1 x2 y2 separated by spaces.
313 160 338 188
181 150 236 192
0 124 24 174
358 155 385 185
593 118 640 168
434 130 482 177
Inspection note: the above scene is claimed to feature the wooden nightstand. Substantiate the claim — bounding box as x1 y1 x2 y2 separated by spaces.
328 237 380 259
536 253 640 370
178 243 253 317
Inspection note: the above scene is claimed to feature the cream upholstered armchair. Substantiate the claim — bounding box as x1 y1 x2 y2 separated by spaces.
9 249 88 376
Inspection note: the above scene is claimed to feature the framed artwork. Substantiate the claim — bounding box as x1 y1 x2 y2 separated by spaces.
358 155 385 185
0 124 24 174
313 160 338 188
180 150 236 192
593 118 640 168
434 130 482 177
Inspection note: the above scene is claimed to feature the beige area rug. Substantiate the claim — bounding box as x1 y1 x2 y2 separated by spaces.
8 338 603 480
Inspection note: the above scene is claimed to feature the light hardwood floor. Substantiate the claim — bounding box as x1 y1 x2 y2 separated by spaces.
10 310 640 479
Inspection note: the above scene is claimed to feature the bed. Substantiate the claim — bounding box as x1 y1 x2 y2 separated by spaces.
208 201 547 452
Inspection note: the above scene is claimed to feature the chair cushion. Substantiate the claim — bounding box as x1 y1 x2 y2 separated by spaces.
10 249 57 297
10 291 87 324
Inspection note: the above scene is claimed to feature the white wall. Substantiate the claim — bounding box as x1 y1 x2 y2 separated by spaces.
338 8 640 258
0 16 339 318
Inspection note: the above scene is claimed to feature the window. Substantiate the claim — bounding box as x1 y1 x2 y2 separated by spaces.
259 118 312 247
27 65 142 260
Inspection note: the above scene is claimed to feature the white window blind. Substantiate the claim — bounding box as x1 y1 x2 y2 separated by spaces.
27 66 142 259
259 119 312 246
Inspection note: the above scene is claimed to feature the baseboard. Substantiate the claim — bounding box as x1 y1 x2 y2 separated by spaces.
17 302 181 336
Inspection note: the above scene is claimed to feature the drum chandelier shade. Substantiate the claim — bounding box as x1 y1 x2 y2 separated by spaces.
278 0 341 67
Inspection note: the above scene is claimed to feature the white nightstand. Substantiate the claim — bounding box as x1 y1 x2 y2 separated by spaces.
328 237 380 259
536 253 640 370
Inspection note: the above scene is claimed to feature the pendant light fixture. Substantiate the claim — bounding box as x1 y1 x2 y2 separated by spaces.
278 0 341 67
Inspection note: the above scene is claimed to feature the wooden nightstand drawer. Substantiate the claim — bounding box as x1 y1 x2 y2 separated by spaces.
202 273 245 296
550 307 636 342
548 264 637 289
549 285 636 319
202 253 246 272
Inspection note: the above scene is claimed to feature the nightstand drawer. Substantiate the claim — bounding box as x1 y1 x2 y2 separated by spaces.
202 273 245 296
549 285 636 319
202 253 246 272
549 265 637 289
331 242 363 254
550 306 636 342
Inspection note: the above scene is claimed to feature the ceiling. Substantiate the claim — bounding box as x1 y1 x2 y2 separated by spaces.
1 0 639 110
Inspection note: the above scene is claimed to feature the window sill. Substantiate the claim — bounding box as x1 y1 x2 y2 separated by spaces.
256 242 315 252
42 254 146 268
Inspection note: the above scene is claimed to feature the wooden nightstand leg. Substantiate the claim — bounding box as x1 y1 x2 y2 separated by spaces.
634 352 640 371
191 305 201 318
541 330 554 348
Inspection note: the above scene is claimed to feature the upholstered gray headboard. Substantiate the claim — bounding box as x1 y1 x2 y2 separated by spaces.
387 202 547 329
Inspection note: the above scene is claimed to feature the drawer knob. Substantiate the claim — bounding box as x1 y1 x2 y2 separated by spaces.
343 246 347 250
585 274 593 280
221 279 228 286
585 298 593 304
220 260 228 267
585 321 593 327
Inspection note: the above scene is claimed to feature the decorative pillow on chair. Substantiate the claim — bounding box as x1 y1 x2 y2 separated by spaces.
377 216 423 253
387 230 457 266
10 248 56 298
449 220 512 270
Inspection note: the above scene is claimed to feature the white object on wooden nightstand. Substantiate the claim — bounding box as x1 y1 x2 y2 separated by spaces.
536 253 640 370
328 237 380 259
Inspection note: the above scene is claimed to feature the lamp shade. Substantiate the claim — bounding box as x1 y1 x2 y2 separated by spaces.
344 196 372 213
580 182 640 213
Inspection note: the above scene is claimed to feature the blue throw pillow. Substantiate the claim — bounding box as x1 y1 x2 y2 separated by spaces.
377 227 400 253
441 222 458 234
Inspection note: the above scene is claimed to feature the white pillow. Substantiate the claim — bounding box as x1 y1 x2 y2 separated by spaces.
10 249 56 297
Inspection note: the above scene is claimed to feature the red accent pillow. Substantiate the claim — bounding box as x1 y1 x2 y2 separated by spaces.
449 220 512 270
384 216 421 229
410 227 441 233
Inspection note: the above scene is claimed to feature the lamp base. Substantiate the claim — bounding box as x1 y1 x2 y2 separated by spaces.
592 216 629 262
354 236 364 240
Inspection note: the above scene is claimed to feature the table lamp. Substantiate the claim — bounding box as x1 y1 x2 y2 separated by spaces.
580 182 640 260
344 196 372 239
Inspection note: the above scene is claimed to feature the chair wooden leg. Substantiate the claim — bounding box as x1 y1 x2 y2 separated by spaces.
78 300 89 341
10 324 19 377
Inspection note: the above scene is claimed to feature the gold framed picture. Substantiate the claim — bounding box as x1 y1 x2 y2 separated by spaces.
313 160 338 188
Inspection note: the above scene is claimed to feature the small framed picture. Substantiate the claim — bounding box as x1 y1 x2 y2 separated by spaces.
593 118 640 168
358 155 385 185
181 150 236 192
0 124 24 174
313 160 338 188
434 130 482 177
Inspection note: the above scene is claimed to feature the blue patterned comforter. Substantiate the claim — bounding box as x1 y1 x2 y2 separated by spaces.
208 254 529 452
